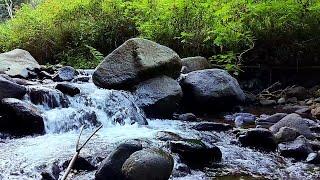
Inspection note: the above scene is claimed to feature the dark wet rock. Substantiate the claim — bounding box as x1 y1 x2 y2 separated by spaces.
53 66 76 82
134 76 182 118
156 131 182 141
306 152 320 164
95 140 143 180
269 113 313 139
260 99 276 106
311 107 320 119
0 75 27 100
286 97 298 104
72 76 90 83
256 113 287 128
93 38 182 89
55 83 80 97
192 122 232 132
244 92 257 104
38 71 53 80
282 105 309 113
0 98 44 136
274 127 300 143
105 91 148 125
181 56 211 74
180 69 245 111
172 163 191 177
41 172 56 180
0 49 40 78
176 113 197 121
310 141 320 151
29 87 69 109
121 148 174 180
278 136 313 160
42 162 61 180
285 86 309 100
238 128 277 152
170 139 222 168
62 156 96 171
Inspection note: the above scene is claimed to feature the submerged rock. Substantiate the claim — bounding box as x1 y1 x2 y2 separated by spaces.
278 136 313 160
176 113 197 121
180 69 245 111
238 128 277 152
170 139 222 168
181 56 211 74
121 148 174 180
53 66 76 82
0 98 44 136
269 113 313 139
0 49 40 78
0 75 27 100
156 131 182 141
55 83 80 96
62 156 96 171
95 140 143 180
134 76 182 118
93 38 182 89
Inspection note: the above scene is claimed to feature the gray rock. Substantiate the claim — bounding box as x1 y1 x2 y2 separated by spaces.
121 148 174 180
274 127 300 143
0 75 27 100
170 139 222 168
156 131 182 141
53 66 76 82
28 87 69 109
278 136 313 160
0 98 44 136
95 140 143 180
278 97 286 104
239 128 277 152
0 49 40 78
285 86 309 100
256 113 287 128
306 152 320 164
192 122 232 132
260 99 276 106
177 113 197 121
269 113 313 139
286 97 298 104
181 56 211 73
93 38 182 89
180 69 245 111
134 76 182 118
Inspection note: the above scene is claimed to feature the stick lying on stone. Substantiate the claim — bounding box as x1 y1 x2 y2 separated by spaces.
61 125 103 180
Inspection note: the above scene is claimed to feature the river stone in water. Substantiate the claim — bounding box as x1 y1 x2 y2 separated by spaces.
0 49 40 78
0 75 27 100
238 128 277 152
256 113 288 128
274 127 300 143
93 38 182 89
192 122 232 132
28 86 69 109
53 66 76 82
95 140 143 180
134 76 182 118
180 69 245 111
170 139 222 168
181 56 211 74
121 148 174 180
0 98 44 136
278 135 313 160
269 113 313 139
55 83 80 96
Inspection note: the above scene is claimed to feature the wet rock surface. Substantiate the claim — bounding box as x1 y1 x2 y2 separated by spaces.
0 75 27 100
278 136 313 160
53 66 76 82
238 128 277 152
28 86 69 108
192 122 232 132
55 83 80 97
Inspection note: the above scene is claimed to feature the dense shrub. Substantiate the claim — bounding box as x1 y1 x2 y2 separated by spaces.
0 0 319 71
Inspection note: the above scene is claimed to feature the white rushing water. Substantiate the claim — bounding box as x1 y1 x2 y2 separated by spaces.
0 80 319 179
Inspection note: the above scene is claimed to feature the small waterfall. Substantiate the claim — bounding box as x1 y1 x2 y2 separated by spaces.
24 82 147 134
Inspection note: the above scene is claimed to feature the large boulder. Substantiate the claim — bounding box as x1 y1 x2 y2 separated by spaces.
95 140 143 180
181 56 211 73
238 128 277 152
0 75 27 100
170 139 222 168
134 76 182 118
180 69 245 111
269 113 313 139
121 148 174 180
0 49 40 78
0 98 45 136
93 38 182 89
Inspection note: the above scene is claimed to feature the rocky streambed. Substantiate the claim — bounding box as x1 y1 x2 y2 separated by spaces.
0 39 320 180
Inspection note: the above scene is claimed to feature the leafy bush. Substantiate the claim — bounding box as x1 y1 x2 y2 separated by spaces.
0 0 319 70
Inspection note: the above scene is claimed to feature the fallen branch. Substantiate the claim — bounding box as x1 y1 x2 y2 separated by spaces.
61 125 103 180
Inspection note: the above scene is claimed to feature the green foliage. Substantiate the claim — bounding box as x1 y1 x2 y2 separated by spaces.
0 0 319 71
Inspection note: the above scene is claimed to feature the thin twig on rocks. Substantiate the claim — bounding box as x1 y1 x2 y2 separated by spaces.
61 125 103 180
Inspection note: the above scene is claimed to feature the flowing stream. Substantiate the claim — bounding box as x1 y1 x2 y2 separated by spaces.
0 78 319 180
